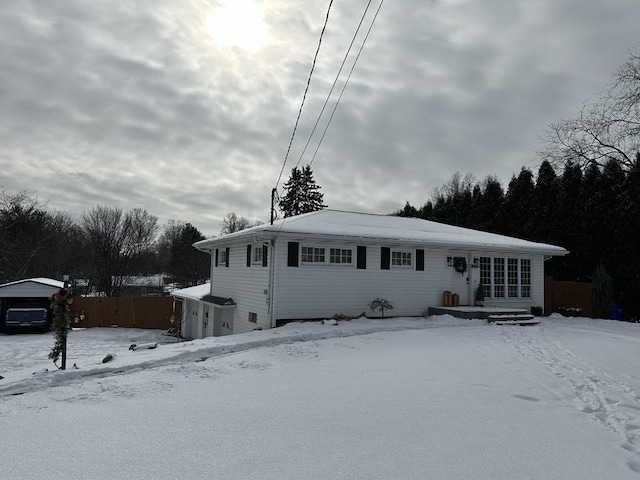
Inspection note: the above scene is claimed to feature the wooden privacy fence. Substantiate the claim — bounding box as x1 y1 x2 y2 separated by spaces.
69 296 182 330
544 276 593 317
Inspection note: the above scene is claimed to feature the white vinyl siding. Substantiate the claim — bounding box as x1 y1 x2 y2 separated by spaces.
274 240 445 320
210 244 270 334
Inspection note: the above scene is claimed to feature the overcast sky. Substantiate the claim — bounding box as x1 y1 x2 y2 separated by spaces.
1 0 639 236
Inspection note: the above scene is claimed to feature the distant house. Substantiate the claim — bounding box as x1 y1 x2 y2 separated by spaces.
193 210 568 336
119 274 166 297
0 278 64 329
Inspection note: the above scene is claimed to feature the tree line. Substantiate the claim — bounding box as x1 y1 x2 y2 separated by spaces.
394 49 640 319
0 164 325 296
0 190 211 295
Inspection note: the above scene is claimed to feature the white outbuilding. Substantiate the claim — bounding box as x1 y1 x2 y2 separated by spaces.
0 278 64 329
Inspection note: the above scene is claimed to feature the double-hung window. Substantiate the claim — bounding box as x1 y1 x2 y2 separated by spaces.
252 245 263 264
301 246 325 264
300 245 354 266
329 248 352 265
391 250 413 268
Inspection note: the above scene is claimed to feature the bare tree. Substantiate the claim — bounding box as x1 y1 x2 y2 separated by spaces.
220 212 251 234
541 50 640 170
81 206 158 296
432 172 476 200
0 189 80 282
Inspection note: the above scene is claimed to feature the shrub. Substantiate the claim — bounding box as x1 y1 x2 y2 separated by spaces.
556 306 582 317
475 284 485 306
531 306 543 316
369 298 394 318
592 263 614 319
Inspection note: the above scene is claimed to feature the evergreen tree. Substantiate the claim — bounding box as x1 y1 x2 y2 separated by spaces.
418 201 434 220
616 156 640 315
592 263 614 319
502 168 535 238
579 163 604 278
395 202 419 218
279 165 326 217
469 176 504 233
169 223 210 288
531 161 558 242
547 162 583 279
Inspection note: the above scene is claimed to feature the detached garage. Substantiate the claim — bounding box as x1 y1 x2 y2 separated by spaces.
0 278 64 330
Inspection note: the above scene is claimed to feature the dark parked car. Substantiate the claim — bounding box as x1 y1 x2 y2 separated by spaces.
5 307 50 332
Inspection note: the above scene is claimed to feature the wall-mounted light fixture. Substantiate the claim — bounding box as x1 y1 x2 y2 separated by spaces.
472 257 480 269
447 256 453 267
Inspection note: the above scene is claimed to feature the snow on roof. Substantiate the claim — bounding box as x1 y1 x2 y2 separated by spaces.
0 277 65 289
195 210 568 256
172 283 211 300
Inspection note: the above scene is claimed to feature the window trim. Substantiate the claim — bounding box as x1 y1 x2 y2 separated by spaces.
219 248 228 267
480 256 532 300
391 249 413 269
252 244 264 265
299 245 354 267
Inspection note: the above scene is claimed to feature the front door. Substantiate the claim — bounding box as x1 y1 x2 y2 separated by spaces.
451 254 470 305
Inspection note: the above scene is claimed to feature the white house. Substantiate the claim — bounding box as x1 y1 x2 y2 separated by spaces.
193 210 568 336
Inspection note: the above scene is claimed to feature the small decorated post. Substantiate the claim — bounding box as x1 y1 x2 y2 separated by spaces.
49 272 73 370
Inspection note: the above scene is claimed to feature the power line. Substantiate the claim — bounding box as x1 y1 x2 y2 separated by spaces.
294 0 375 171
274 0 335 191
310 0 385 168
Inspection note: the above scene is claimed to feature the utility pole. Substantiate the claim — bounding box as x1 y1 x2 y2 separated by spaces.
270 188 277 225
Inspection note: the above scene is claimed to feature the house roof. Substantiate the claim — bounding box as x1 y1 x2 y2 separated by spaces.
171 284 235 306
194 209 568 256
172 283 211 300
200 295 236 306
0 277 65 289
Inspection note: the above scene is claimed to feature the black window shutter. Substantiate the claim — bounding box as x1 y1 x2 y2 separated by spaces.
416 249 425 271
225 247 230 267
287 242 299 267
381 247 390 270
262 245 268 267
215 248 219 267
246 245 252 267
357 246 367 270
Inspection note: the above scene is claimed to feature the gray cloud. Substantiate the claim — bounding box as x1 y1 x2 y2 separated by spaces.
1 0 639 235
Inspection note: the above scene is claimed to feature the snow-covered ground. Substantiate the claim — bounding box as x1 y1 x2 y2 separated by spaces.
2 315 640 479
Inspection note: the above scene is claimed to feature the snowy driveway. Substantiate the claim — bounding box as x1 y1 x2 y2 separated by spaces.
2 317 640 479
